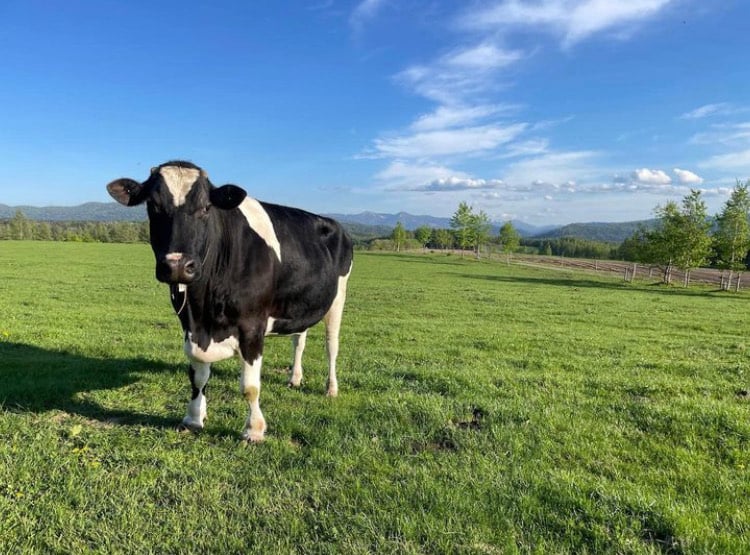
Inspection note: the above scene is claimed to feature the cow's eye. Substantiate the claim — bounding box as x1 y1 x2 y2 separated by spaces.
196 205 211 219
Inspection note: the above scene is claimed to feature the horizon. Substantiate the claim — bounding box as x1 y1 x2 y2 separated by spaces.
1 199 657 229
1 2 749 226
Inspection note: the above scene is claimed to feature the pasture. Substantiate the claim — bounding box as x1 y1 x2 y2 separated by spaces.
1 241 748 554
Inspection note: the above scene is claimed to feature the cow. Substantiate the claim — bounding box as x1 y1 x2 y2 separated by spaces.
106 161 353 442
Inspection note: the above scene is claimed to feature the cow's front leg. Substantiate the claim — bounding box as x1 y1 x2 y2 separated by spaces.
288 331 307 388
181 361 211 431
239 330 267 442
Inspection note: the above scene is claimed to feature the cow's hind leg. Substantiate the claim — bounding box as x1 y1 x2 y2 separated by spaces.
288 331 307 388
181 361 211 431
323 271 350 397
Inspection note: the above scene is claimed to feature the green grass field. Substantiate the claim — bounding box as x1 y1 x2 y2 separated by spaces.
1 241 748 554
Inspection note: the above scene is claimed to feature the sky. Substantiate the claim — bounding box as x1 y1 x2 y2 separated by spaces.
1 0 749 225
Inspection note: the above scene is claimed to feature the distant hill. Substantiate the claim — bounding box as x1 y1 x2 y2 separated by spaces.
532 220 658 243
325 211 451 231
327 212 553 237
1 202 652 243
0 202 146 222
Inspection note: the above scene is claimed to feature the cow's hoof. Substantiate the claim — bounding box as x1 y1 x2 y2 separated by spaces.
242 429 266 443
287 380 302 389
178 417 205 433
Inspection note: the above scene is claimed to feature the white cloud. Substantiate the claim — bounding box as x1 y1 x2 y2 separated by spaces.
375 160 466 190
503 150 602 187
690 122 750 147
397 43 524 104
458 0 675 47
699 148 750 171
368 123 528 159
502 139 550 158
422 176 506 192
442 42 525 71
410 103 520 132
673 168 703 184
631 168 672 185
680 103 734 120
350 0 388 34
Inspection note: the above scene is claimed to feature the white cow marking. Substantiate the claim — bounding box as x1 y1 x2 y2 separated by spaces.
184 334 238 363
241 355 266 442
160 166 201 207
238 198 282 262
323 263 352 397
182 361 210 431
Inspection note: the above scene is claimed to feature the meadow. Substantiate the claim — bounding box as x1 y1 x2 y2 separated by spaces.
0 241 748 554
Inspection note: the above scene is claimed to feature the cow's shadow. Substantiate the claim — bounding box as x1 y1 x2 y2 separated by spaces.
0 341 182 429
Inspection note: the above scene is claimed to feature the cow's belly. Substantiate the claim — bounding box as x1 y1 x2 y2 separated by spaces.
184 333 239 363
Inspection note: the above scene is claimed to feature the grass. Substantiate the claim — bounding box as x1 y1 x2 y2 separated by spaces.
1 241 749 554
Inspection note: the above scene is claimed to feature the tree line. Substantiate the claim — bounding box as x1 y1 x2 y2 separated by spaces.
618 182 750 289
6 179 750 290
374 181 750 289
0 210 149 243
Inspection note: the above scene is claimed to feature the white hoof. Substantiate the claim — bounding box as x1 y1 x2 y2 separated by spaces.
178 416 205 432
242 428 266 443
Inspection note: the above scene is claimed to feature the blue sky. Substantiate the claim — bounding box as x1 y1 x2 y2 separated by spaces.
1 0 749 225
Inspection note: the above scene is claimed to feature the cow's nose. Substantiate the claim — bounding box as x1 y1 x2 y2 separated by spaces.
182 258 197 279
156 253 198 284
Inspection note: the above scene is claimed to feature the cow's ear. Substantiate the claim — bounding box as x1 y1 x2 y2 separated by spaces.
107 178 147 207
210 184 247 210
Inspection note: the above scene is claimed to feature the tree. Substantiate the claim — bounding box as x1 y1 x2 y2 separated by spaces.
391 221 407 252
498 222 520 260
672 190 712 286
642 190 712 285
469 210 491 257
415 225 432 250
9 210 32 240
450 202 475 255
714 180 750 291
433 228 453 250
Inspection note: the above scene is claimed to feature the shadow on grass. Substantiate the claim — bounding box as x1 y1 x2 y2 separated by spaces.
457 273 732 298
0 341 182 430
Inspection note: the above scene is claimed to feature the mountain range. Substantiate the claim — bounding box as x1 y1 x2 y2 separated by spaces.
0 203 652 243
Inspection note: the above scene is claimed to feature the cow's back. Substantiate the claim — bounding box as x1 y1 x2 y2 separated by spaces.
260 202 353 334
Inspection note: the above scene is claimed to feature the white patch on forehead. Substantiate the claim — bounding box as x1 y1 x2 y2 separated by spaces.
238 198 282 262
160 166 201 207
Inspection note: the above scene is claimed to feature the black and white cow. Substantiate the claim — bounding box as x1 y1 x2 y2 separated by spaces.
107 161 353 442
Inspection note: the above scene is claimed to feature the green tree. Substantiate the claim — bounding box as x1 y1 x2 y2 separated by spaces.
9 210 32 240
498 222 520 260
433 228 453 250
673 190 712 286
714 180 750 290
391 221 407 252
469 210 491 257
450 202 475 255
643 191 712 285
415 225 432 250
35 221 53 241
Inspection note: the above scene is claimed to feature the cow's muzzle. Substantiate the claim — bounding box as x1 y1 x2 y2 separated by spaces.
156 253 199 284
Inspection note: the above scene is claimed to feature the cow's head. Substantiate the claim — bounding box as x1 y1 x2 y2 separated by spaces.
106 161 247 284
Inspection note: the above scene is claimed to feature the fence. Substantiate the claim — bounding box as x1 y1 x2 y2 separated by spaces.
509 254 745 290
